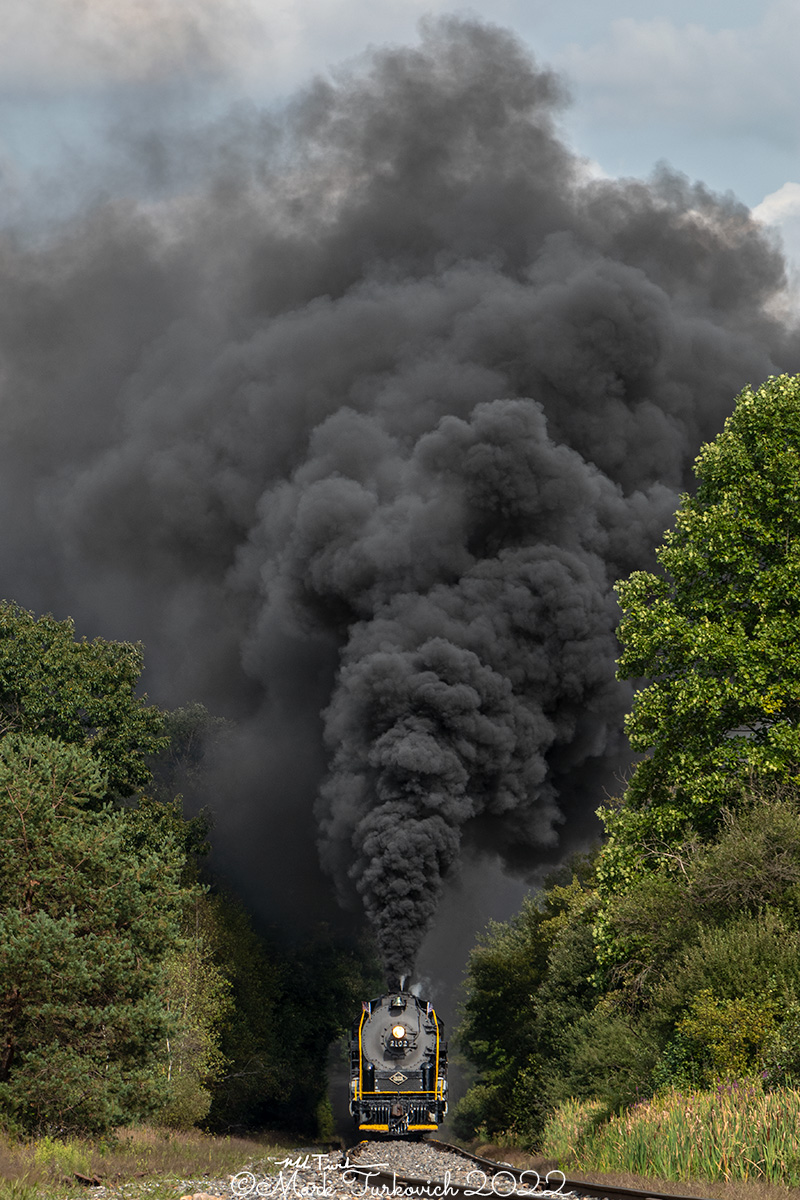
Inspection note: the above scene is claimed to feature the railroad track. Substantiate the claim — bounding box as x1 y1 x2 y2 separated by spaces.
343 1137 717 1200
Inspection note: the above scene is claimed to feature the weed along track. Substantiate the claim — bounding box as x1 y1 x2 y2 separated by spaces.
80 1137 728 1199
340 1139 718 1200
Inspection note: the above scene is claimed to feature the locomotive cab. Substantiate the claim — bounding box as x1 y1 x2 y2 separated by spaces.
349 990 447 1135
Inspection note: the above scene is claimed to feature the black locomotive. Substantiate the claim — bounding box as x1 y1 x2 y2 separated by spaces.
349 990 447 1135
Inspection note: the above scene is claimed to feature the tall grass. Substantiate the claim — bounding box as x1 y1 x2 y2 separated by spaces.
0 1125 291 1197
541 1084 800 1184
32 1136 91 1180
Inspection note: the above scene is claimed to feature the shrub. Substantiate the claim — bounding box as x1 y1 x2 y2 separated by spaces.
676 989 778 1081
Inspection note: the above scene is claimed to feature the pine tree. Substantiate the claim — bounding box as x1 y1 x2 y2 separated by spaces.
0 734 184 1133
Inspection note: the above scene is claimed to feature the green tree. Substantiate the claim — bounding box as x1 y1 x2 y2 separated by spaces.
600 374 800 898
0 602 166 797
454 856 599 1143
457 788 800 1138
150 702 231 808
459 378 800 1123
674 989 778 1081
0 734 185 1133
277 926 383 1135
157 892 233 1130
597 786 800 1093
204 894 289 1132
454 896 558 1139
205 905 381 1135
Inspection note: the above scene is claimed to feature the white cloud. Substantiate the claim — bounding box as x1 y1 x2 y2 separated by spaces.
556 1 800 145
753 182 800 278
5 0 796 133
753 181 800 227
0 0 266 92
238 0 462 96
0 0 468 97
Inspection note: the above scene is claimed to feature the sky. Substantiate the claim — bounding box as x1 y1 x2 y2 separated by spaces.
2 0 799 269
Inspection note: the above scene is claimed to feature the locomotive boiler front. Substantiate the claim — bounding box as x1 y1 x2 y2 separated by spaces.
349 991 447 1135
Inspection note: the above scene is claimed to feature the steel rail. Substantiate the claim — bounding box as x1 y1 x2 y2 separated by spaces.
344 1137 718 1200
426 1138 718 1200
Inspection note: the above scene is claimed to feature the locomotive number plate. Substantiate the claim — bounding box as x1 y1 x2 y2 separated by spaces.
389 1072 407 1084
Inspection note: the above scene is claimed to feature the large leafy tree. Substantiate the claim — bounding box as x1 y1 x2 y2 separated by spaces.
600 374 800 894
0 602 165 797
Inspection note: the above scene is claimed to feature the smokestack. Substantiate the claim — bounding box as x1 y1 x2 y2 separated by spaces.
0 18 794 973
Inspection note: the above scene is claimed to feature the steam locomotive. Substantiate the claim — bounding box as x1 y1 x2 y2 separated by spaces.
349 990 447 1135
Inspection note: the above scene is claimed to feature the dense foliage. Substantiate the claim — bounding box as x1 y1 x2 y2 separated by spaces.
456 783 800 1146
204 902 381 1134
0 605 187 1133
455 376 800 1150
0 602 166 797
0 734 184 1133
601 374 800 896
0 603 379 1137
454 858 599 1141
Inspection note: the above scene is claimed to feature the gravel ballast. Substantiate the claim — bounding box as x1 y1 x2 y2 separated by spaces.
86 1140 577 1200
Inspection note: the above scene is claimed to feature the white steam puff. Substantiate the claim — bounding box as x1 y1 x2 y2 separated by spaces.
0 19 796 973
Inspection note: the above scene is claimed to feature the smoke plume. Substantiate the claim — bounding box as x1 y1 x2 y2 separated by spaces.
0 18 795 975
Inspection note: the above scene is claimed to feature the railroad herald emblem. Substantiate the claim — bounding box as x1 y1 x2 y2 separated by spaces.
389 1072 407 1084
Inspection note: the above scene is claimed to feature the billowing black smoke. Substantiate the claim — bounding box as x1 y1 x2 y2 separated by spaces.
0 18 795 976
309 399 676 976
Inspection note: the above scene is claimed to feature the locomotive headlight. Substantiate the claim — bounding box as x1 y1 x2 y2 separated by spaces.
392 1025 406 1038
